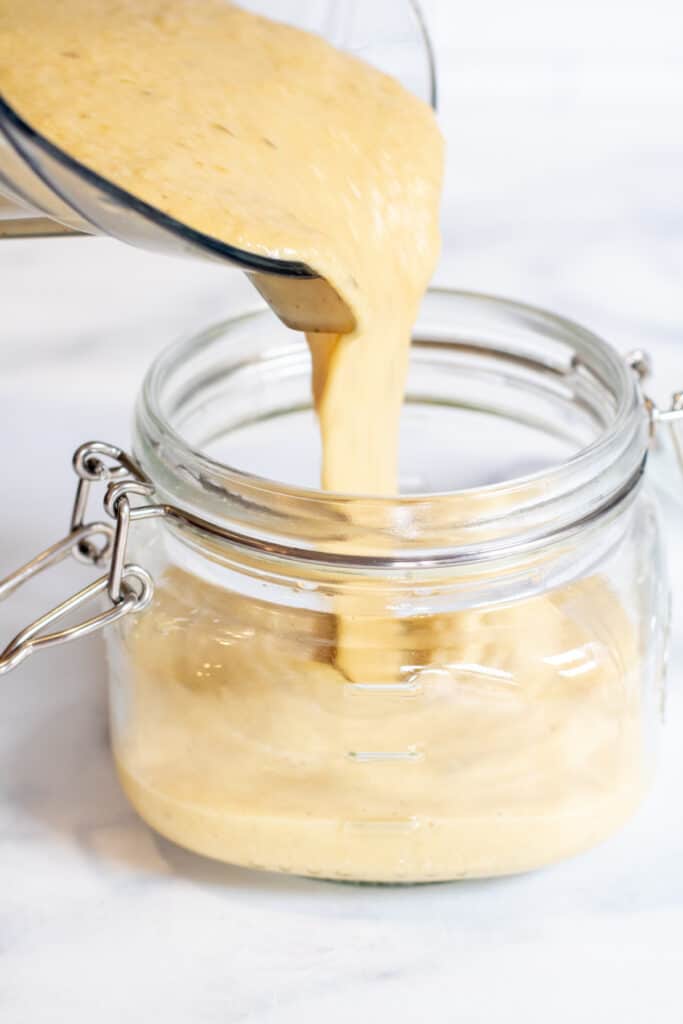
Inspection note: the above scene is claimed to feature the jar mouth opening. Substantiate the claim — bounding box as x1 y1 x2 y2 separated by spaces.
134 288 648 559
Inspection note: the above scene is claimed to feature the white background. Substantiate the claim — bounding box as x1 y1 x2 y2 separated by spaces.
1 2 683 1021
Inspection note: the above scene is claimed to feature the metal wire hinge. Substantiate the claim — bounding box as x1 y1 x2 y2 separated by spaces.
660 393 683 475
625 351 683 471
648 390 683 468
0 442 157 675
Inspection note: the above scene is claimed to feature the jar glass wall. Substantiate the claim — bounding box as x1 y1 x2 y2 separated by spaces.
104 291 671 882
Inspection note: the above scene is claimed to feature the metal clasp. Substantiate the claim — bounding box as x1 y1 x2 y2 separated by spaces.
625 351 683 473
654 393 683 475
0 442 154 675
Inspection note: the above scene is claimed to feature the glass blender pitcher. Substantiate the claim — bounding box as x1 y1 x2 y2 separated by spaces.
0 0 436 333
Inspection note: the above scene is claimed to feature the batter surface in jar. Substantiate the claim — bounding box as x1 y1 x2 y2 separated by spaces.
114 565 645 882
0 0 647 880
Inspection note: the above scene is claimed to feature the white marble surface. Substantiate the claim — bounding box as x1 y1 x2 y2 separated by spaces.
2 4 683 1020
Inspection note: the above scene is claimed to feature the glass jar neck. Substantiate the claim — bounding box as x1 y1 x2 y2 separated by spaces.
133 290 649 569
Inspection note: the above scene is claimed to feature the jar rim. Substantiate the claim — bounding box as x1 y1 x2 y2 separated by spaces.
134 288 649 562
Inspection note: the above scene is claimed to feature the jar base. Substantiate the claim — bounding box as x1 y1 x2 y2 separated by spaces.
114 757 648 885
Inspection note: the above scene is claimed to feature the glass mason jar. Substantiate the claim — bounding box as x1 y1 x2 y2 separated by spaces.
91 288 672 884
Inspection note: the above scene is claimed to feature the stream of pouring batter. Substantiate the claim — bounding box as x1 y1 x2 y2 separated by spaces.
0 0 444 495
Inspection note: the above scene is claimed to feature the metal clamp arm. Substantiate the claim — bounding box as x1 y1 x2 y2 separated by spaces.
0 443 154 676
0 558 149 675
654 393 683 475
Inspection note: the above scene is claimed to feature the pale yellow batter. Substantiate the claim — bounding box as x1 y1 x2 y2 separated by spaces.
112 566 645 882
0 0 648 881
0 0 443 493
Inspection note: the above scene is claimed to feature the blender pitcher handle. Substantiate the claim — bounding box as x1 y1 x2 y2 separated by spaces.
0 195 85 238
0 214 83 238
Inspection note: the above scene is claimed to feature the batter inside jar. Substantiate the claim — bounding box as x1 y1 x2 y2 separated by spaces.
0 0 646 880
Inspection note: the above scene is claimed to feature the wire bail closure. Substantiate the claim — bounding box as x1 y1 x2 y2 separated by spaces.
0 442 154 675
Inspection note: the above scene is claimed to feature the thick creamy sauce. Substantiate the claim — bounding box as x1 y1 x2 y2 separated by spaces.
0 0 443 493
109 566 646 882
0 0 646 881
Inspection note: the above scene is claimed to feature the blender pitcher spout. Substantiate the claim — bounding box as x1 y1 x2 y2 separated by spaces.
0 0 437 333
0 95 357 333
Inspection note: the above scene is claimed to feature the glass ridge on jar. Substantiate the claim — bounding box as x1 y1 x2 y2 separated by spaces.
103 290 671 883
